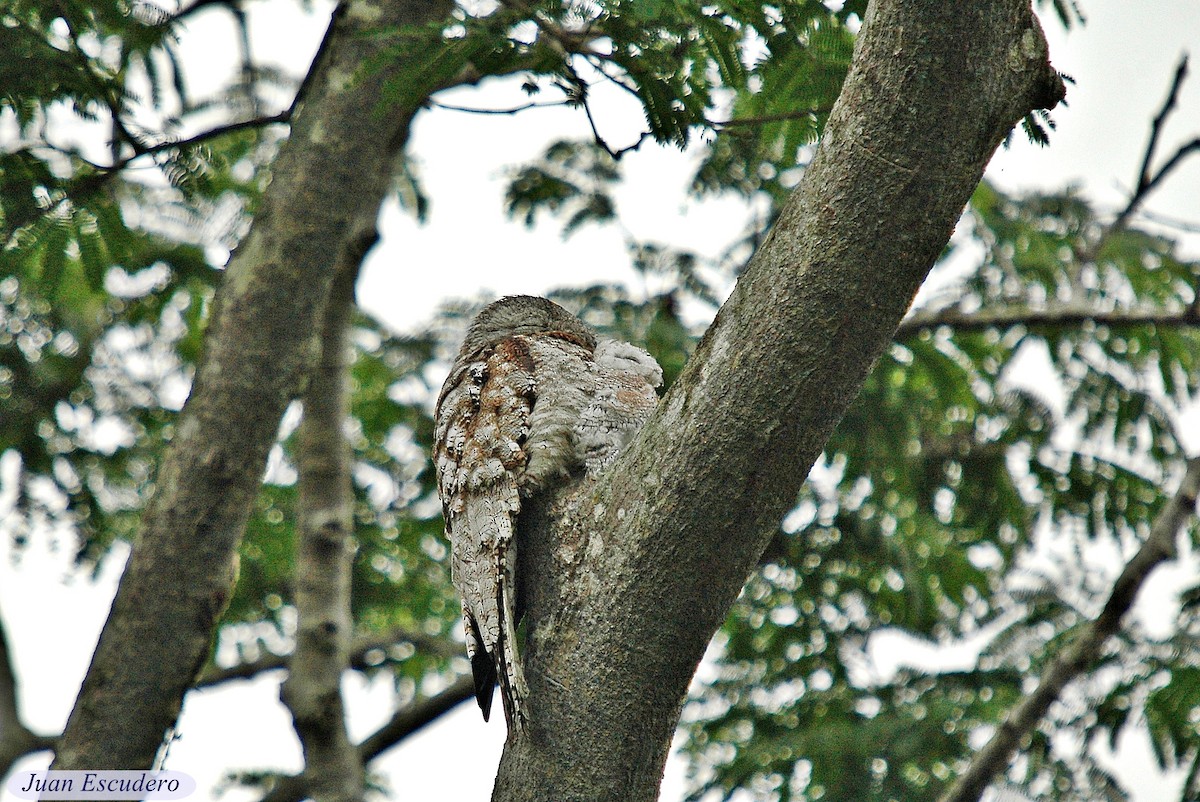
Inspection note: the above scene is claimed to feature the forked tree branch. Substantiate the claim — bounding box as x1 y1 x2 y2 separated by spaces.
1091 54 1200 253
256 675 477 802
939 456 1200 802
1113 55 1197 234
491 2 1065 799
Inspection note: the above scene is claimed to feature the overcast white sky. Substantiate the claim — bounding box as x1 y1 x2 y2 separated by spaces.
3 1 1200 800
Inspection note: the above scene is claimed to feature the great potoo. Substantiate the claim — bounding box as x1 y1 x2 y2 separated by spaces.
433 295 663 730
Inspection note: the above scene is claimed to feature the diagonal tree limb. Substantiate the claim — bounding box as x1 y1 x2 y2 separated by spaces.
358 674 477 763
938 456 1200 802
51 0 457 772
492 2 1065 800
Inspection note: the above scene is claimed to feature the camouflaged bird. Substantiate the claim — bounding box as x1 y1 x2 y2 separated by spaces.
433 296 662 729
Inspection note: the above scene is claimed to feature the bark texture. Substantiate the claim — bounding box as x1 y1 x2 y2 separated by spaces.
494 2 1065 800
53 0 451 772
280 234 370 802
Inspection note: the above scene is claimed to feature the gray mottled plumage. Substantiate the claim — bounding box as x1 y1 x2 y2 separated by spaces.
432 296 662 729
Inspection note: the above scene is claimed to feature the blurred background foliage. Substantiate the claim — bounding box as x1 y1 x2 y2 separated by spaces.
2 0 1199 800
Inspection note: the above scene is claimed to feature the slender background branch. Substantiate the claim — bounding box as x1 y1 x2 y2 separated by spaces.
939 456 1200 802
279 225 374 802
256 676 477 802
896 304 1200 339
192 625 457 691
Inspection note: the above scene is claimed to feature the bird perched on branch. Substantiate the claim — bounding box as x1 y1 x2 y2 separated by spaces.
433 296 662 730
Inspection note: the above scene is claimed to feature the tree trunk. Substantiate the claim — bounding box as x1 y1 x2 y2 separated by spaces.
280 228 373 802
493 1 1064 800
53 0 451 772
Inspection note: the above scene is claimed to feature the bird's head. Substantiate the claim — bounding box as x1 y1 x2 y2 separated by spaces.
461 295 597 357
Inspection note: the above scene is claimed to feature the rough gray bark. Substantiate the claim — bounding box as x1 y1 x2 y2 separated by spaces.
494 2 1064 800
280 231 371 802
52 0 452 772
0 615 54 779
939 456 1200 802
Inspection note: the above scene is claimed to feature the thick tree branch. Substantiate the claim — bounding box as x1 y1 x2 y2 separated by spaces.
0 612 55 780
279 227 371 802
493 2 1064 801
52 0 455 772
939 456 1200 802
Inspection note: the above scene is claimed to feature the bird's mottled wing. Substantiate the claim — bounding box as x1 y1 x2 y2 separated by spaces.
576 339 663 472
433 337 536 725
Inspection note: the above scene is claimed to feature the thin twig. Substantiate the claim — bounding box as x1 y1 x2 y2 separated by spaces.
428 98 576 115
231 4 262 117
1 111 290 246
1137 57 1189 194
583 53 644 102
112 111 291 168
1110 55 1196 235
192 624 457 690
938 457 1200 802
54 5 150 159
168 0 237 24
896 303 1200 339
709 109 831 128
1137 207 1200 235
